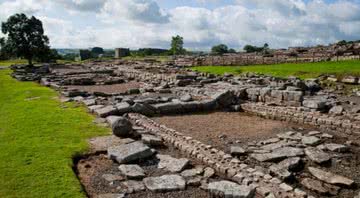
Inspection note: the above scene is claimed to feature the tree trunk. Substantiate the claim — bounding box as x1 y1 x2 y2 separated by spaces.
28 58 33 66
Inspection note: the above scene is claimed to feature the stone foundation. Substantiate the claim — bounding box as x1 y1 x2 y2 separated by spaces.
241 103 360 135
127 113 306 197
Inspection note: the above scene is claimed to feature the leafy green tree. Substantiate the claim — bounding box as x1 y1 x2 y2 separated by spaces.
211 44 229 55
1 13 51 65
170 35 185 55
91 47 104 55
228 48 236 53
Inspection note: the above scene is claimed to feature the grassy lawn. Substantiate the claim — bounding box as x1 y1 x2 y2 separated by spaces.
191 60 360 79
0 59 29 67
0 69 109 197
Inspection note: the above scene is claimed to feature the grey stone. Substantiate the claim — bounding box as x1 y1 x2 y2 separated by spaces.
308 131 321 136
180 167 203 177
324 143 350 153
301 178 329 195
157 154 189 173
121 180 145 193
279 183 293 192
308 167 354 187
252 147 303 162
83 98 96 106
270 157 302 180
95 105 118 118
153 102 183 114
143 175 186 192
329 105 344 116
230 146 246 155
102 174 124 182
96 193 125 198
118 164 145 179
302 136 321 146
141 134 163 146
111 117 133 137
131 103 155 116
108 141 154 164
303 99 326 110
186 176 202 186
203 167 215 178
269 165 292 180
180 94 192 102
116 102 131 114
211 90 235 107
305 147 331 164
207 180 255 198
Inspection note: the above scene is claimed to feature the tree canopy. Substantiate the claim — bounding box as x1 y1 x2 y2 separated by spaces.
91 47 104 55
243 43 270 54
1 13 51 65
211 44 229 55
170 35 185 55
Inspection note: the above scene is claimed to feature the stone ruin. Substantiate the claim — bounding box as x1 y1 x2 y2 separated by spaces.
9 59 360 198
175 41 360 66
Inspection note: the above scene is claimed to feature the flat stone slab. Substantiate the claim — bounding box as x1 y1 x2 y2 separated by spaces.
230 146 246 155
305 147 331 164
141 134 163 146
324 143 350 153
308 167 354 187
157 154 189 173
302 136 321 146
95 105 118 118
118 165 146 179
251 147 303 162
121 180 146 193
89 136 135 152
108 141 154 164
207 180 255 198
143 175 186 192
96 193 125 198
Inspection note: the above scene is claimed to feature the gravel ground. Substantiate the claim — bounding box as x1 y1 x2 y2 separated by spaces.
153 111 315 152
67 81 141 94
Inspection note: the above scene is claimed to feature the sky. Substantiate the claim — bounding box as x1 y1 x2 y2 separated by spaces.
0 0 360 50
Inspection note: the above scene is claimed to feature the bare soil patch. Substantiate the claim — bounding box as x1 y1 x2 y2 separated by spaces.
153 111 315 151
67 81 141 94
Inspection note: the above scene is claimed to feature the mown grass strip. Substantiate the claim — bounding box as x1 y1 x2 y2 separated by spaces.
0 69 109 197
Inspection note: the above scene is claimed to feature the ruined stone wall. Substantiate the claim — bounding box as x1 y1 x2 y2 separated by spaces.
177 54 360 66
241 103 360 135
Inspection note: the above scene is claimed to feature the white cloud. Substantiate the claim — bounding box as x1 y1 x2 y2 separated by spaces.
1 0 360 50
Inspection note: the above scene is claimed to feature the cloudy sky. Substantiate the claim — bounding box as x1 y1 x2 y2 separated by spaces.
1 0 360 50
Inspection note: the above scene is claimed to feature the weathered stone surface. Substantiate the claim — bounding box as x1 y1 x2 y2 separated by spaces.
96 193 125 198
279 183 293 192
95 105 118 118
180 94 192 102
108 141 154 164
131 103 155 116
302 136 321 146
329 105 344 116
324 143 350 153
141 134 163 146
89 136 135 152
301 178 330 195
186 176 202 186
118 164 145 179
121 180 146 193
303 99 326 110
308 167 354 187
153 102 183 114
157 154 189 173
305 147 331 164
207 180 255 198
102 174 125 182
116 102 131 114
252 147 303 162
203 167 215 178
180 167 204 177
270 157 302 180
111 117 133 137
230 146 246 155
211 90 235 107
143 175 186 192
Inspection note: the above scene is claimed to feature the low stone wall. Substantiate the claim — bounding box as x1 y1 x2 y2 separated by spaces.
127 113 307 197
241 103 360 135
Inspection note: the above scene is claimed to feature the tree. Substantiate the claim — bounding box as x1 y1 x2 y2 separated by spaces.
1 13 51 65
170 35 185 55
91 47 104 55
211 44 229 55
228 48 236 53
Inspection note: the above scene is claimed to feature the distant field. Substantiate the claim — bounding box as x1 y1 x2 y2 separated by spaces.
0 59 28 67
191 60 360 79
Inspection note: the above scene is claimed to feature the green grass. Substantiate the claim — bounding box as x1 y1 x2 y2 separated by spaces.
0 69 109 197
191 60 360 79
0 59 29 67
